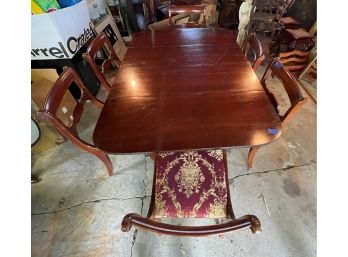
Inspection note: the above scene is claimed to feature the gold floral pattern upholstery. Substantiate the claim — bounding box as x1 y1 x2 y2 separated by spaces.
153 150 228 218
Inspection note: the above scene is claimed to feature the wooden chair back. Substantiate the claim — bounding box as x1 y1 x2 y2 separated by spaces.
168 5 206 29
37 67 114 176
83 33 121 91
261 59 308 126
242 33 265 72
37 67 103 141
278 49 309 75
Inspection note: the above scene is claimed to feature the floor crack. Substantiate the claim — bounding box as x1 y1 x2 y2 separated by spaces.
31 195 150 216
128 155 149 256
140 155 149 215
129 229 138 257
229 160 316 183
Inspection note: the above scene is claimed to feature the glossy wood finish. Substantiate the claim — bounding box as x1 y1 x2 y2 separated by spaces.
247 59 308 169
168 5 206 29
37 67 114 176
121 150 261 236
242 32 266 72
82 33 121 91
93 29 282 154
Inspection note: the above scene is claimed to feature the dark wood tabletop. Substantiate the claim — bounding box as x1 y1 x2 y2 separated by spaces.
93 28 282 154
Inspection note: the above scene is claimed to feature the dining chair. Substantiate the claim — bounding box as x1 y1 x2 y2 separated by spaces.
82 33 121 92
252 0 293 35
242 33 266 72
168 5 206 29
37 67 114 176
122 150 261 236
247 59 308 170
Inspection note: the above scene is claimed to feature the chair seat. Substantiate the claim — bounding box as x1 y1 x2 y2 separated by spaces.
153 150 228 219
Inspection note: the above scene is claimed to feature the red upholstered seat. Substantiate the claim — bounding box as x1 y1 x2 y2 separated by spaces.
153 150 228 218
121 150 261 236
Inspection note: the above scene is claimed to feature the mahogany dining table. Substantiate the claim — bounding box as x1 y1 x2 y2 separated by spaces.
93 28 282 154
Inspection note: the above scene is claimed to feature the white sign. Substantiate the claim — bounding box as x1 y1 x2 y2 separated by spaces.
31 0 93 60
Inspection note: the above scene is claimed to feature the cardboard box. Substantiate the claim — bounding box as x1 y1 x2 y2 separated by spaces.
31 0 93 61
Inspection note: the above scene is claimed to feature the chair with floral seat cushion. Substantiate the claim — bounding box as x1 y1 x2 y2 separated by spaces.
121 150 261 236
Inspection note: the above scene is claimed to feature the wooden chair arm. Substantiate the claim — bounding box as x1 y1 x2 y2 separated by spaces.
121 213 261 236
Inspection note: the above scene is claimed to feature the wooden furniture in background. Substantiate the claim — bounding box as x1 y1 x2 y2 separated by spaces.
93 29 282 155
252 0 294 35
149 1 218 31
218 0 241 28
278 16 301 29
242 32 265 72
275 27 315 54
121 150 261 236
168 5 206 29
247 59 308 169
37 67 114 176
297 54 317 103
278 49 309 76
83 33 122 93
299 55 316 83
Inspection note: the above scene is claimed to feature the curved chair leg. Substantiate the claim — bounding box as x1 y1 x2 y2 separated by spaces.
91 150 114 176
247 146 261 170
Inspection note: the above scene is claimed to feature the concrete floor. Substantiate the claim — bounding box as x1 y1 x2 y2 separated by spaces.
31 61 317 256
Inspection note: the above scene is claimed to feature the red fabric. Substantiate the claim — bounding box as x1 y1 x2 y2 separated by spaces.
153 150 228 218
